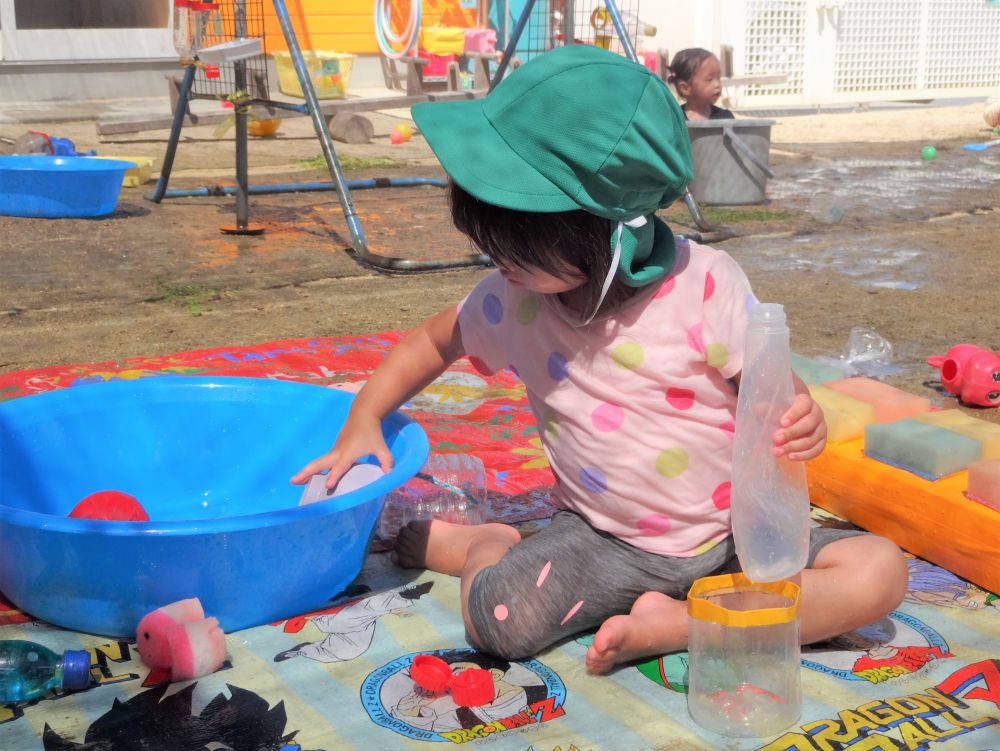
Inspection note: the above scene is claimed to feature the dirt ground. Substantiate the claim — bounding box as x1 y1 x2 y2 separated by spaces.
0 99 997 423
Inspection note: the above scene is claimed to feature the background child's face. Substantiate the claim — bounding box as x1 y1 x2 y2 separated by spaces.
680 56 723 107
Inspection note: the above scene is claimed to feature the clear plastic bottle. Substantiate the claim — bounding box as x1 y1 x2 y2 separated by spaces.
172 0 223 59
730 303 810 582
0 640 91 703
377 453 486 539
12 131 53 156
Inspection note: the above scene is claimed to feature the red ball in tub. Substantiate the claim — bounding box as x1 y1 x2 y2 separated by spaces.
69 490 149 521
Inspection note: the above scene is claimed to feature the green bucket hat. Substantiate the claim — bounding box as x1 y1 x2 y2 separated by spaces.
412 44 693 287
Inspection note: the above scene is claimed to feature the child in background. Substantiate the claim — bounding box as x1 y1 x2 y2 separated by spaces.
668 47 734 120
293 45 908 675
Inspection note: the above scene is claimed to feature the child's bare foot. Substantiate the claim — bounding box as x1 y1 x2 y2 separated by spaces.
394 520 520 576
585 591 688 674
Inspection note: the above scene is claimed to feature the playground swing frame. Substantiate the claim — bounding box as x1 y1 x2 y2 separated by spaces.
147 0 715 273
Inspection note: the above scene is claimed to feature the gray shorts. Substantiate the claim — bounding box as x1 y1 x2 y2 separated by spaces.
467 509 865 659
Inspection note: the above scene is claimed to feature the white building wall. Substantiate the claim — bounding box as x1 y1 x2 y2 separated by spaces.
634 0 1000 108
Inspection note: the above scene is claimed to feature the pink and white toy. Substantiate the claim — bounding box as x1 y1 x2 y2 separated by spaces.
135 597 227 680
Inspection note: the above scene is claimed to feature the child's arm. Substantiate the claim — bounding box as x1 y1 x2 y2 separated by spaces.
773 373 826 461
291 304 466 489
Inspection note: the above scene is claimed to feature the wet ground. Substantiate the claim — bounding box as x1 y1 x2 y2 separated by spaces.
0 105 997 424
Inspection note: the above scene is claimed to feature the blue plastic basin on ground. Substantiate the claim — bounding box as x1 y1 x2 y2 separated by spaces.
0 376 429 636
0 155 135 218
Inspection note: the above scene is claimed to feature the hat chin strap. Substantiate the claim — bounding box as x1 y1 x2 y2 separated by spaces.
573 215 647 326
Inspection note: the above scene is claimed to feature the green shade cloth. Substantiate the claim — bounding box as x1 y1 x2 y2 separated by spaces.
412 45 693 287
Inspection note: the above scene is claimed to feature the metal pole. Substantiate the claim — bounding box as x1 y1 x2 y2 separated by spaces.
221 0 263 234
492 0 540 89
272 0 489 270
153 176 448 199
562 0 575 46
146 64 197 203
231 68 252 230
603 0 636 61
605 1 721 237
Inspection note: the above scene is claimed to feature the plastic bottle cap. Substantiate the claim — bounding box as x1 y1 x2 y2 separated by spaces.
61 650 92 690
747 302 786 326
410 654 452 693
449 668 495 707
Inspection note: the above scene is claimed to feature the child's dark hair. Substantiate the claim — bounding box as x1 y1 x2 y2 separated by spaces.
667 48 716 88
450 182 633 315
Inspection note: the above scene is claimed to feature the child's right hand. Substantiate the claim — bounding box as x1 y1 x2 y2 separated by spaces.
290 411 394 490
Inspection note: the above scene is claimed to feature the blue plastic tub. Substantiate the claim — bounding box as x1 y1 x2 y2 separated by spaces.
0 155 135 218
0 376 429 636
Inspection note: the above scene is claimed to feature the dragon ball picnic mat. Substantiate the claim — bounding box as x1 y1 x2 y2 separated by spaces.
2 334 999 750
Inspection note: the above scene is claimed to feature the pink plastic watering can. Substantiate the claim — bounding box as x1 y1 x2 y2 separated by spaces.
927 344 1000 407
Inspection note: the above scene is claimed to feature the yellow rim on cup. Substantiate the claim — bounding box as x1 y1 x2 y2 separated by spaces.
687 573 800 627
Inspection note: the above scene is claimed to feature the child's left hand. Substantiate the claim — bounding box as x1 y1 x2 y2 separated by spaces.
773 393 826 460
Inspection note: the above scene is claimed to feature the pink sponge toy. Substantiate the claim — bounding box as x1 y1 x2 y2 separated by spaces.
135 597 227 681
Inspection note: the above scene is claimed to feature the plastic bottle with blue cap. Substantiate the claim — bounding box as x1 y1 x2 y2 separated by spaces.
0 640 92 703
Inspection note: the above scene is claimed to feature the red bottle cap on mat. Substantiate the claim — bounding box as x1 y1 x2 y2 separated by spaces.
450 668 495 707
410 654 452 693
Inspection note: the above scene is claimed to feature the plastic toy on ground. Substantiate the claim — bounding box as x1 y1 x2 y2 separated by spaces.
247 117 281 138
927 344 1000 407
0 156 134 218
12 130 96 157
410 654 453 692
449 667 495 707
409 653 496 707
0 376 429 636
0 640 91 703
135 598 226 681
963 138 1000 152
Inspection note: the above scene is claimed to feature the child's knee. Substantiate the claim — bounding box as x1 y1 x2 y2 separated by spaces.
833 535 908 611
464 595 553 660
869 537 909 606
465 569 561 660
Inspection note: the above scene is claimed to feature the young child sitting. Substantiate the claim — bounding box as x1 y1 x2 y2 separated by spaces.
668 47 735 120
293 45 908 675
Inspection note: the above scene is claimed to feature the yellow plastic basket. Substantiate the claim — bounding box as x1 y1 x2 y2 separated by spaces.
84 155 155 187
273 50 355 100
419 26 466 55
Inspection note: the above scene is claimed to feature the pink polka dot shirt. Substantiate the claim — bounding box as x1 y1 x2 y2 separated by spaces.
458 238 755 557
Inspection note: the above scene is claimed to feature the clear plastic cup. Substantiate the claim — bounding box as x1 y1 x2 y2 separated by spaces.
377 453 486 539
687 573 802 738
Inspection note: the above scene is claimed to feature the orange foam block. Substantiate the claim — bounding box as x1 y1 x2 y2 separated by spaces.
966 458 1000 510
808 439 1000 596
808 384 876 442
913 409 1000 460
823 377 931 423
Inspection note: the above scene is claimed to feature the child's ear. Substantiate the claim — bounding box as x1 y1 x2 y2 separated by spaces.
676 80 692 99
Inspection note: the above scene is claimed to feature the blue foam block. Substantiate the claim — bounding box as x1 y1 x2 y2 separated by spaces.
864 419 982 480
791 353 844 385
